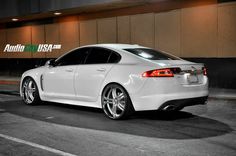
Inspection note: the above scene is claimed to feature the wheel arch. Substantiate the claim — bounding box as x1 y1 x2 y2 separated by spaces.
100 82 134 108
101 82 128 96
100 82 135 119
20 75 42 99
20 67 46 97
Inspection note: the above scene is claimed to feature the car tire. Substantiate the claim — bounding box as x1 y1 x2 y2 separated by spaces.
22 77 41 105
101 83 134 120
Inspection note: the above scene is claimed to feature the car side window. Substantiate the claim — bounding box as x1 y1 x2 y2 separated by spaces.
108 52 121 63
55 48 90 66
85 47 111 64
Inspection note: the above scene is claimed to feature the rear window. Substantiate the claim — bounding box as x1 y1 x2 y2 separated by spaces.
124 48 180 60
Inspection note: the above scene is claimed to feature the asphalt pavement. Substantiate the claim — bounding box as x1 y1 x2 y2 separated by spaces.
0 88 235 156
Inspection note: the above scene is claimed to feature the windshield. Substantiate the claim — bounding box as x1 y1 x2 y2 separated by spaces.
124 48 180 60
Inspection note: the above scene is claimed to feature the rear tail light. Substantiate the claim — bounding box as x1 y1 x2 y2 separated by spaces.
202 67 207 76
142 68 174 77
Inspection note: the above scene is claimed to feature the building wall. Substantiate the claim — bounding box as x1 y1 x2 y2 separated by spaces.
0 2 236 59
0 1 236 88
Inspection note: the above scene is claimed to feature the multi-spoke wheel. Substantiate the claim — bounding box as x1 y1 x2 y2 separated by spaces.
102 84 134 120
22 77 41 105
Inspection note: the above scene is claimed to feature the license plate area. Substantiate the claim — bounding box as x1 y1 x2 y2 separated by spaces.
187 73 199 83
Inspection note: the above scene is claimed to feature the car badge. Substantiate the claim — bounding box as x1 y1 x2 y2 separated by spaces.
191 66 197 75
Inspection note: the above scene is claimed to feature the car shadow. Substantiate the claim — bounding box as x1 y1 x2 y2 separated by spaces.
133 110 195 120
1 100 233 140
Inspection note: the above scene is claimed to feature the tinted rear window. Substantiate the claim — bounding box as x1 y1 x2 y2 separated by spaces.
124 48 180 60
85 47 111 64
108 52 121 63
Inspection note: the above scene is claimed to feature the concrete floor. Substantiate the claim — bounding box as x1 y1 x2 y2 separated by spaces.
0 93 235 156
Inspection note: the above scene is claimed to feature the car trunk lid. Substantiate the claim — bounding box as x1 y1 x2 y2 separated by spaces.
149 60 205 85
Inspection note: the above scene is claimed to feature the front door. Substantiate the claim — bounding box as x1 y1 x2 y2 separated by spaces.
42 47 90 100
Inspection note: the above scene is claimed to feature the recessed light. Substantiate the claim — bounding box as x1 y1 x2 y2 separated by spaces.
12 18 18 21
54 12 62 15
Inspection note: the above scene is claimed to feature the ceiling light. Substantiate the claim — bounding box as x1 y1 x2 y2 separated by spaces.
12 18 18 21
54 12 62 15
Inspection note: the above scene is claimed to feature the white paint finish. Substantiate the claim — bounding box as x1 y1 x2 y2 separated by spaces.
43 65 77 99
74 64 113 103
20 44 208 111
0 133 77 156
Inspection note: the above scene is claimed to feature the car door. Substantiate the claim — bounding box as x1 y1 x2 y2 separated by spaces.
42 48 90 100
74 47 121 104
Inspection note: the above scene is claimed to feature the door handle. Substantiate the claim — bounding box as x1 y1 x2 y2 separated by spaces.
65 68 73 72
97 68 106 72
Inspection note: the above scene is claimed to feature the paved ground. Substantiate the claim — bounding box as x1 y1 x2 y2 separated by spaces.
0 92 235 156
1 83 236 99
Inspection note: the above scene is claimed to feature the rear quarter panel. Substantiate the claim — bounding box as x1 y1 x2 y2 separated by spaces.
99 63 152 96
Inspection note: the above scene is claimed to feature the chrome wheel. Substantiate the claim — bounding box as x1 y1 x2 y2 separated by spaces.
102 84 130 119
22 78 36 104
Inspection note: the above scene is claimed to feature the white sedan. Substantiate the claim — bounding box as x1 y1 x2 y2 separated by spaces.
20 44 208 119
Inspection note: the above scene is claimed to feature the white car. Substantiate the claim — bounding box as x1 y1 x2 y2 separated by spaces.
20 44 208 119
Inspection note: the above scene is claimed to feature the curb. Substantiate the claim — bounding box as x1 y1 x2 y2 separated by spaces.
0 80 20 85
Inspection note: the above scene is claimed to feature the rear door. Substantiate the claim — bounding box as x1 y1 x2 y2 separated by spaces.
74 47 121 103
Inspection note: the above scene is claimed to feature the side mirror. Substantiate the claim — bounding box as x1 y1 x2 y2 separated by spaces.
45 59 56 67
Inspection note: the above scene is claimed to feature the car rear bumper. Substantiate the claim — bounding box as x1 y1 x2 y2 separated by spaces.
158 96 208 111
130 89 208 111
129 76 209 111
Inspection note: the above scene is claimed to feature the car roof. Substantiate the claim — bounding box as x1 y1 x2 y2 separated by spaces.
57 44 146 61
81 44 147 50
